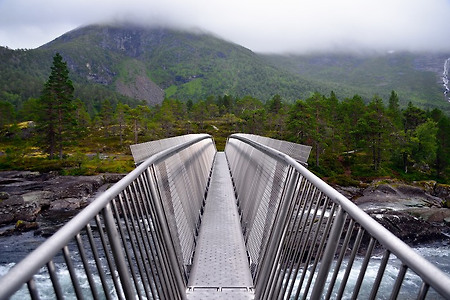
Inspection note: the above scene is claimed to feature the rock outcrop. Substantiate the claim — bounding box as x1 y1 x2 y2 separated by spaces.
0 171 124 236
1 172 449 246
336 179 450 245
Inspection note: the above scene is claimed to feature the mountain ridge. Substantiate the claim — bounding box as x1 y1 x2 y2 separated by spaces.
36 24 323 104
1 23 449 114
262 51 449 108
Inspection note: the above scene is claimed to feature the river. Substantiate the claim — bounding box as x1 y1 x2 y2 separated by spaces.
1 229 449 299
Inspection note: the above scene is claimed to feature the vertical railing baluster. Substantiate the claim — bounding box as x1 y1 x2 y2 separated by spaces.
47 260 64 300
85 223 112 300
75 233 99 300
390 264 408 300
130 180 160 299
417 281 430 300
103 202 136 300
290 195 330 300
256 168 300 300
27 277 40 300
140 171 176 299
285 187 321 299
95 214 124 299
276 180 310 299
368 249 390 300
336 227 365 299
254 166 295 292
351 237 376 300
310 207 347 300
148 165 188 300
110 196 143 299
300 202 337 299
267 175 308 300
62 245 84 299
119 189 152 299
277 181 314 299
323 218 354 300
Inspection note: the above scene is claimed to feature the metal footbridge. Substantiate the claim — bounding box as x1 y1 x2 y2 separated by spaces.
1 134 450 299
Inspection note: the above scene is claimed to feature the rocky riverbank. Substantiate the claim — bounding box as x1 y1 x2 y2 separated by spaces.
0 171 124 236
335 179 450 245
0 171 449 245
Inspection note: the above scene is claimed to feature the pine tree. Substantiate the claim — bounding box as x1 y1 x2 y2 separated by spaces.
358 95 390 170
115 102 130 146
100 99 114 138
37 53 76 159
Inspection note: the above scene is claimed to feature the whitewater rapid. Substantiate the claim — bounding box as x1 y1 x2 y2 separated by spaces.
1 239 449 299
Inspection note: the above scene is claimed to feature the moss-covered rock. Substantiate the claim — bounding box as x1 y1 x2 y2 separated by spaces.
15 220 39 232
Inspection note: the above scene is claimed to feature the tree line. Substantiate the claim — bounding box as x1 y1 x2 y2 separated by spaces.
1 54 449 183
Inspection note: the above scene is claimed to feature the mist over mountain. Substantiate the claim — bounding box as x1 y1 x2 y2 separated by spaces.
263 52 450 110
1 23 449 114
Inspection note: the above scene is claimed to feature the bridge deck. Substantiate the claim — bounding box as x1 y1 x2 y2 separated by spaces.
186 152 254 299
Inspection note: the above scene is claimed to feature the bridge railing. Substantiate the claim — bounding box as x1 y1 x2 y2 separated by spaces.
0 134 216 300
225 133 450 300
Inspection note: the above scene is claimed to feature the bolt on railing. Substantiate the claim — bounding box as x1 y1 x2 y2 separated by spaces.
0 134 216 300
225 133 450 300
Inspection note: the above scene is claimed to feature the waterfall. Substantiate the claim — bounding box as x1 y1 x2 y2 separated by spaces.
444 58 450 102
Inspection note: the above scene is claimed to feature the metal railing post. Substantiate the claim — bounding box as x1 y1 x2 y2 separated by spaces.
147 167 188 300
255 168 300 299
0 134 214 300
310 206 346 300
103 202 136 299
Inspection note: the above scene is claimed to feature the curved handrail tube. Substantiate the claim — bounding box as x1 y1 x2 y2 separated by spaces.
2 132 449 299
0 134 215 300
227 133 450 299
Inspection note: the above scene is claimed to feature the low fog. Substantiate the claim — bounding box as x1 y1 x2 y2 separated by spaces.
1 0 450 53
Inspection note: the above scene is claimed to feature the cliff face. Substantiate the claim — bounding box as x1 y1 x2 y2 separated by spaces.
41 25 168 105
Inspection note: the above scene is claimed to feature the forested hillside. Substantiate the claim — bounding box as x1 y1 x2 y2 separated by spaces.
0 46 141 116
263 52 450 114
1 23 450 184
0 24 324 114
2 85 450 184
1 23 449 115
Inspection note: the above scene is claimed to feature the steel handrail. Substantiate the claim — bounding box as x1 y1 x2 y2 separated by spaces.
0 133 213 300
228 133 450 299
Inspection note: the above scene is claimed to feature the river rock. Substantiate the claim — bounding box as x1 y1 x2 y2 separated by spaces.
0 171 125 231
355 181 443 210
22 191 53 206
434 183 450 207
49 198 88 211
0 192 9 200
344 179 450 246
15 220 39 232
365 208 446 245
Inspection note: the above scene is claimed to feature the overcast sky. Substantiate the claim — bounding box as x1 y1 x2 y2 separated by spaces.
1 0 450 53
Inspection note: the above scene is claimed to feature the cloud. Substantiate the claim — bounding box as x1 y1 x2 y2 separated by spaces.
1 0 450 53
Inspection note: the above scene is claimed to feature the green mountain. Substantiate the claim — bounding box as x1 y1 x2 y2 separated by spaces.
1 23 449 114
0 24 323 113
263 52 450 113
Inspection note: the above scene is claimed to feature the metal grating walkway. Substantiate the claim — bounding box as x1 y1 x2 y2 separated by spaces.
187 152 254 300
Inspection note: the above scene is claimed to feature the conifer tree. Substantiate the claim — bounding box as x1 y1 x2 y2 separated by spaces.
358 95 390 170
37 53 76 159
